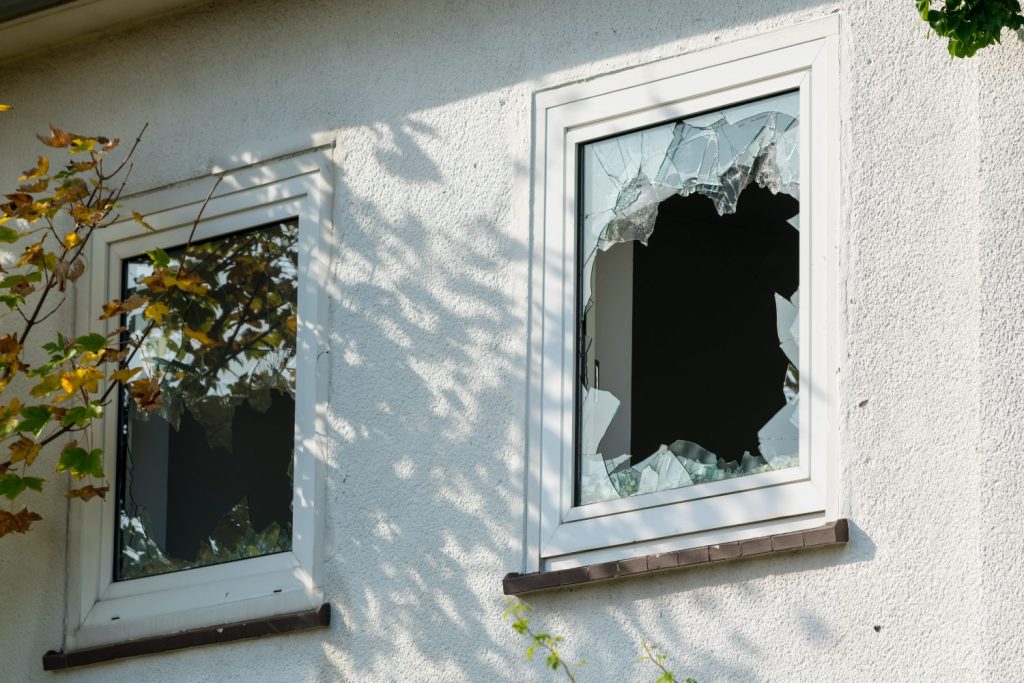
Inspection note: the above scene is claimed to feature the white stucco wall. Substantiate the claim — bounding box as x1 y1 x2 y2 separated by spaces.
0 0 1016 680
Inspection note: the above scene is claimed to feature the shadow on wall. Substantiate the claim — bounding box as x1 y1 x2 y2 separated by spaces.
297 139 875 682
172 0 860 680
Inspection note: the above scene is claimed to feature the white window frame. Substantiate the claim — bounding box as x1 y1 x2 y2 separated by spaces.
65 146 334 651
525 18 840 572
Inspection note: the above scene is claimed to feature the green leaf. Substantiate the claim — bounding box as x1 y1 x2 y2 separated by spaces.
61 403 103 427
56 445 104 479
0 473 44 500
0 294 24 310
0 225 21 243
146 247 170 268
73 333 106 353
0 272 41 288
17 405 52 437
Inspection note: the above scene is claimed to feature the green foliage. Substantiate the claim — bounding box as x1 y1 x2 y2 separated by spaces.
503 598 583 682
17 405 52 437
918 0 1024 57
640 641 697 683
505 599 700 682
0 473 44 499
56 444 104 480
0 126 138 534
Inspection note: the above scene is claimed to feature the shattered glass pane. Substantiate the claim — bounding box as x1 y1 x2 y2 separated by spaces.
577 91 801 506
115 222 298 579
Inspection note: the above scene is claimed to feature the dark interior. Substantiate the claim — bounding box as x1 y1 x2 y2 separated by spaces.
628 185 798 462
164 391 294 561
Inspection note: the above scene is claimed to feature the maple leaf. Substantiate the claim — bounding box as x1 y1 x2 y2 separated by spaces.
69 203 105 226
15 242 45 268
131 211 155 231
60 366 102 394
36 125 71 148
0 334 20 364
143 301 169 324
98 293 147 320
184 328 219 347
109 367 141 383
8 436 41 466
17 178 48 193
19 156 49 181
0 507 42 536
130 377 162 412
67 485 109 502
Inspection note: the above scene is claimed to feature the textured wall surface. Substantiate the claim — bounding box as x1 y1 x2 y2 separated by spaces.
0 0 1014 680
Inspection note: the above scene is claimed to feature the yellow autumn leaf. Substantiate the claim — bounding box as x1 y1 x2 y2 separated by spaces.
183 328 218 347
0 104 11 111
9 436 41 466
70 138 95 154
19 156 49 181
63 231 80 249
30 374 62 397
0 398 23 435
143 301 169 324
109 367 141 383
60 366 102 394
15 242 43 268
70 203 105 226
131 211 155 232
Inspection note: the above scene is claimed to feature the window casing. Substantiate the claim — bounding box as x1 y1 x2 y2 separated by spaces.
66 147 333 650
525 19 839 572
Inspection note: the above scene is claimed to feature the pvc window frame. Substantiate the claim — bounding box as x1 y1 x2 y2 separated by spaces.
65 146 334 651
525 18 840 573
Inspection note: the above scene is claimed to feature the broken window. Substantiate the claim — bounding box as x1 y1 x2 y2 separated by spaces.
115 221 298 580
577 91 801 506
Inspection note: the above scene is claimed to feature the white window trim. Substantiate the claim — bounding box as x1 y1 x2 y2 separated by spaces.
65 146 334 651
525 18 840 573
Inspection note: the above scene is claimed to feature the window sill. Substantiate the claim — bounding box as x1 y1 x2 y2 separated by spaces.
504 519 848 595
42 603 330 670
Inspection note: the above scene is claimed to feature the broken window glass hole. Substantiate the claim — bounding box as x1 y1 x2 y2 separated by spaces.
576 91 802 506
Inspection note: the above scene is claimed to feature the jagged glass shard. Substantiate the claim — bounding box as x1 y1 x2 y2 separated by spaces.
629 445 695 494
580 387 620 456
783 363 799 405
740 451 768 473
580 92 800 317
775 291 799 366
606 454 640 497
758 399 799 465
788 290 800 345
668 439 717 464
578 388 624 505
579 451 621 504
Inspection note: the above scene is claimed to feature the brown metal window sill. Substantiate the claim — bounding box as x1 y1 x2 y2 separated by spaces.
504 519 849 595
42 603 330 671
